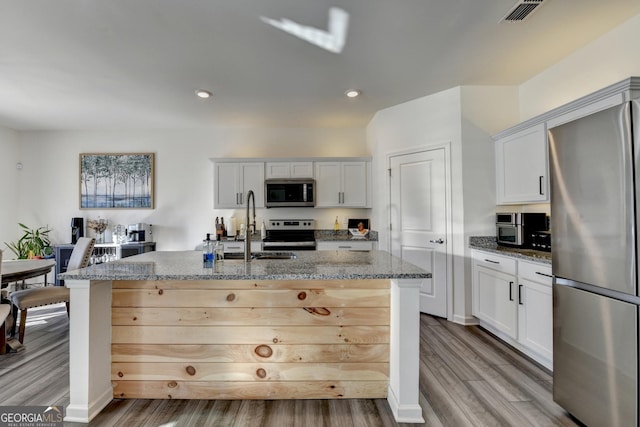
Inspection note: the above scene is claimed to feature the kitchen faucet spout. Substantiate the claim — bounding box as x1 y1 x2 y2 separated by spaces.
244 190 256 262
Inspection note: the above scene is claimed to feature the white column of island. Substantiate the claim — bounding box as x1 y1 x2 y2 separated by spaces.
60 250 429 424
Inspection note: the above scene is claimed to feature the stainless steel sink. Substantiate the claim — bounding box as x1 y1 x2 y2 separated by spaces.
223 252 296 260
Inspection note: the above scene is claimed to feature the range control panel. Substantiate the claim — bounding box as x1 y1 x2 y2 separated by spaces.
268 219 315 230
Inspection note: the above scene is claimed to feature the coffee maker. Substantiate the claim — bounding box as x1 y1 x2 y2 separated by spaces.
127 223 153 242
71 217 84 244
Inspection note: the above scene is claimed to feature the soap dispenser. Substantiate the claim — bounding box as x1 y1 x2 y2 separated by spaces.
203 233 214 267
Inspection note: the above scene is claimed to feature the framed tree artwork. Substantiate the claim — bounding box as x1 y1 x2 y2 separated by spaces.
80 153 155 209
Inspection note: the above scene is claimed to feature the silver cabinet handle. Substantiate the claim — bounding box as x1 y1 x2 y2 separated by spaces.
429 239 444 244
484 259 499 264
539 176 544 195
338 245 351 249
509 281 514 301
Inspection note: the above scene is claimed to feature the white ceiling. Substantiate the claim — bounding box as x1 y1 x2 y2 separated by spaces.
0 0 638 131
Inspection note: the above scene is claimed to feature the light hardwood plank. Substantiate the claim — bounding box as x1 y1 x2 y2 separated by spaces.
112 306 390 326
112 325 389 345
112 288 389 308
112 362 389 381
112 279 391 290
112 380 389 400
111 343 390 363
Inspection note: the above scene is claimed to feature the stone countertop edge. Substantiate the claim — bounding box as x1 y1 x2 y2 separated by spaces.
58 249 429 281
210 230 378 243
469 236 551 264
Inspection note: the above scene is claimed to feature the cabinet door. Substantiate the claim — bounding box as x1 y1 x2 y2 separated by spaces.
214 163 264 208
290 162 313 178
473 264 518 339
495 123 548 204
517 278 553 364
214 163 240 208
265 162 291 179
240 163 265 208
341 162 367 207
315 162 341 207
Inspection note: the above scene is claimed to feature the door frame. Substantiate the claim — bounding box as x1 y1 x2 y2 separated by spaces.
386 142 454 321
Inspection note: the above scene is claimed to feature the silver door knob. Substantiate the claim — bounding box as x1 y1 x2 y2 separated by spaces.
429 238 444 244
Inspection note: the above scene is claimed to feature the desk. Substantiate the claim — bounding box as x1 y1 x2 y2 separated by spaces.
1 259 57 288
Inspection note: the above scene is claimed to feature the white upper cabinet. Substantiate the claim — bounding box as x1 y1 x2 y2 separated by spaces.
265 162 314 179
214 162 265 208
495 123 549 204
315 161 370 208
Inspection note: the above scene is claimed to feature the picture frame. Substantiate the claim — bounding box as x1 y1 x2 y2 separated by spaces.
80 153 155 209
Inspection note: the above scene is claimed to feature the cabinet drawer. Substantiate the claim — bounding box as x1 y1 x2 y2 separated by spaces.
518 260 552 286
317 241 373 251
472 250 516 275
224 242 245 253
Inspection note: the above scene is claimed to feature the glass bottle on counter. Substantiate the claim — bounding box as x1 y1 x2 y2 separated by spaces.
203 233 214 268
214 234 224 263
333 216 340 232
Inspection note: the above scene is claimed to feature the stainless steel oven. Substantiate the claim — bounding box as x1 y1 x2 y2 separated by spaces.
262 219 316 251
496 212 547 248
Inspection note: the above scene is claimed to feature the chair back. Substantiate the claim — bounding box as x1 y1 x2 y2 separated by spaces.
67 237 96 271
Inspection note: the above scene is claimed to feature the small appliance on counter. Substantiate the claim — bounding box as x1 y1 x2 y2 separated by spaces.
530 230 551 252
496 212 547 248
127 223 153 242
71 217 84 244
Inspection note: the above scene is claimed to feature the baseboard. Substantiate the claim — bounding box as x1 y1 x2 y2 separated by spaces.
387 386 425 423
64 386 112 423
452 314 478 326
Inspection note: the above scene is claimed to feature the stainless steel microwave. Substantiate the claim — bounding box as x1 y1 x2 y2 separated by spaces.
265 179 315 208
496 212 547 247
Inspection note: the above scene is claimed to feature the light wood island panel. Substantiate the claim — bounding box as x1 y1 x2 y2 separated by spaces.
111 279 390 400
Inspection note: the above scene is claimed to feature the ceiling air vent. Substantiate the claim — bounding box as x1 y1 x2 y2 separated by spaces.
501 0 545 22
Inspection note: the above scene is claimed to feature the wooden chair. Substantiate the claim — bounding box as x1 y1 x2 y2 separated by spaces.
9 237 95 344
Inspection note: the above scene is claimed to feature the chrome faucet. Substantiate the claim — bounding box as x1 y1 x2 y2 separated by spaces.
244 190 256 261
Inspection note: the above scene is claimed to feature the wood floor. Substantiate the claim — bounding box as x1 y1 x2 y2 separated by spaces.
0 304 583 426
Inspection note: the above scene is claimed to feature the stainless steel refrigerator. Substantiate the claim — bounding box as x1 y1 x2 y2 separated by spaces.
549 99 639 427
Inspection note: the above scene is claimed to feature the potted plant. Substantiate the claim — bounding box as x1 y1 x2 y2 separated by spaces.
4 223 53 259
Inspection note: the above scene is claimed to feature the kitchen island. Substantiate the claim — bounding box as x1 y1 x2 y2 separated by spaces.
59 250 430 424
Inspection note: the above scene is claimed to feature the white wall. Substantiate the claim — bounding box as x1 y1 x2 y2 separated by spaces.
0 125 20 251
519 13 640 121
10 127 368 254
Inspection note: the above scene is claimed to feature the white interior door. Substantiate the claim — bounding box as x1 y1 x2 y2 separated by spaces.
390 149 448 317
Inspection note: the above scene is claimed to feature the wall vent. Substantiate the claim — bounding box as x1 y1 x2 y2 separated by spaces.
501 0 545 22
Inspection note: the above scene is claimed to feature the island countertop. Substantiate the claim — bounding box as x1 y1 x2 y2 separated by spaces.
58 250 431 282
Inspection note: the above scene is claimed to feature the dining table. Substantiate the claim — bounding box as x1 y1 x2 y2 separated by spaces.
1 258 57 289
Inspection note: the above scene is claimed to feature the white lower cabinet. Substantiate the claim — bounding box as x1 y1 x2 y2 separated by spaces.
472 252 518 340
472 249 553 369
316 241 374 251
517 260 553 367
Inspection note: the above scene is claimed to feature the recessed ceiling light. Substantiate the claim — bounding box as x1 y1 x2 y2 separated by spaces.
196 90 212 99
345 89 360 98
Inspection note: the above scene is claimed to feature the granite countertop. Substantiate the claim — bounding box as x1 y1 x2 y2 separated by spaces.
315 230 378 242
469 236 551 264
58 249 429 281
